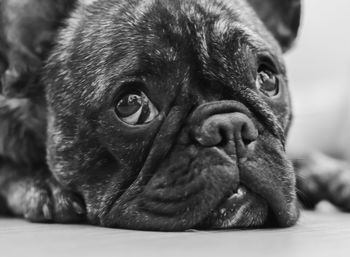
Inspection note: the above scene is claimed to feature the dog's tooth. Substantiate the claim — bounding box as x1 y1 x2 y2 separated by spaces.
219 208 227 216
227 185 247 200
236 186 247 197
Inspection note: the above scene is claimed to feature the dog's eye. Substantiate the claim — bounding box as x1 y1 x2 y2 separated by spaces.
256 66 279 97
115 90 159 125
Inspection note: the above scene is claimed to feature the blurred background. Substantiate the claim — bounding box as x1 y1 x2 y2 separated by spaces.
286 0 350 160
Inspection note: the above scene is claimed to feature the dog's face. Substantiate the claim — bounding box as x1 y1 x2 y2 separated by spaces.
45 0 301 230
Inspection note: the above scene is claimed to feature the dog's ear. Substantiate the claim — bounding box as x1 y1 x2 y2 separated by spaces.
247 0 301 52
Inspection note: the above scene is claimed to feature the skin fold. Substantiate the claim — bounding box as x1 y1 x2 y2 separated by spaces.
0 0 306 231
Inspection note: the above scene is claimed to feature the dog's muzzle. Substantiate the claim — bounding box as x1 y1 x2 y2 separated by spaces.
188 101 269 228
103 101 298 230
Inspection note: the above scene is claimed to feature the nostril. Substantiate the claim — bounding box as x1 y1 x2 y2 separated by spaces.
217 127 228 146
242 137 254 146
241 121 259 145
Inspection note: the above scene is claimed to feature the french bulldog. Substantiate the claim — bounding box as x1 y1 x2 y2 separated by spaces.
0 0 302 231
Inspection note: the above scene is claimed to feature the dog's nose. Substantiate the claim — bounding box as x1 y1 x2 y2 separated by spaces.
190 101 258 159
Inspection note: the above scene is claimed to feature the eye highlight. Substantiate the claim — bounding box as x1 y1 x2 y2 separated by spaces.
256 64 279 97
115 90 159 125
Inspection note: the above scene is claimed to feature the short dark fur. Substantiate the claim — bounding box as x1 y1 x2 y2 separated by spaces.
0 0 77 164
0 0 323 231
0 0 84 221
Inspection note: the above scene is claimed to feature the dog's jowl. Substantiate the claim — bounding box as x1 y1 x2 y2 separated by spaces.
0 0 301 231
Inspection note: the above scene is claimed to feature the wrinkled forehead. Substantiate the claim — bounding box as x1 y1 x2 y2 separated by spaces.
115 0 282 57
78 0 285 86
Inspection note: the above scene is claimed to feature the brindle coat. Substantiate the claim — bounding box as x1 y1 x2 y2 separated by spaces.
3 0 341 231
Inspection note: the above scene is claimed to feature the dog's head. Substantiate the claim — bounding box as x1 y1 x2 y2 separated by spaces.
45 0 301 231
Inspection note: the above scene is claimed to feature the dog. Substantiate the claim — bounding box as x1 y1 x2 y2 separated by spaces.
0 0 303 231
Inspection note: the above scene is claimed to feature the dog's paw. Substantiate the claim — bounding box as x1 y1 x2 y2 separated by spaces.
294 153 327 208
295 152 350 211
326 166 350 211
22 184 52 222
20 178 85 223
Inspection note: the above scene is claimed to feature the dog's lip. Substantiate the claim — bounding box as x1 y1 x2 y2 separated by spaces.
198 184 268 229
101 136 299 230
